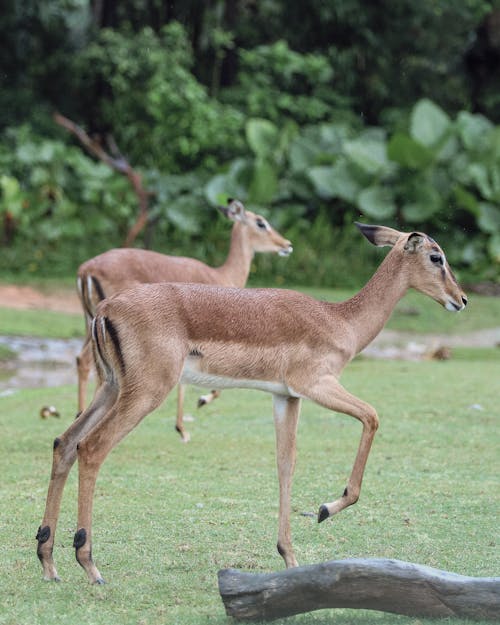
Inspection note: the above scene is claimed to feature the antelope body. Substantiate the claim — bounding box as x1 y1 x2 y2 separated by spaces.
76 200 292 440
37 223 467 584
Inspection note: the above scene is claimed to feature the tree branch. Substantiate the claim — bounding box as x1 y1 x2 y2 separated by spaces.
53 112 149 246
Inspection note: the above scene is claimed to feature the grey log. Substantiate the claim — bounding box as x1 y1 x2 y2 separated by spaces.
218 558 500 621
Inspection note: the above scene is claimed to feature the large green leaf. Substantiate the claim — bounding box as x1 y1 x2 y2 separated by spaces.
308 162 360 202
387 133 433 169
492 127 500 160
357 186 396 219
289 135 323 171
204 159 252 206
0 174 21 201
204 174 229 206
453 185 479 216
0 175 24 217
320 123 351 150
456 111 494 151
468 163 493 199
166 196 204 233
343 138 389 175
401 186 441 222
410 99 450 148
478 202 500 234
488 233 500 262
15 141 41 164
248 158 278 204
246 118 279 159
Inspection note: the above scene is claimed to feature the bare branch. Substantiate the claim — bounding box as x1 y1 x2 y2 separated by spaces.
54 112 149 246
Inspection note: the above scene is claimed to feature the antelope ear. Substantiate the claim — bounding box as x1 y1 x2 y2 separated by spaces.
404 232 425 252
225 199 246 222
355 222 401 247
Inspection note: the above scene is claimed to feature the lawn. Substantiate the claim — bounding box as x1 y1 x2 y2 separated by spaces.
0 355 498 625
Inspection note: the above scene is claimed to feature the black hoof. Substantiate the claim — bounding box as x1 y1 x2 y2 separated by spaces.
318 505 329 523
94 577 106 585
197 398 206 408
43 576 61 583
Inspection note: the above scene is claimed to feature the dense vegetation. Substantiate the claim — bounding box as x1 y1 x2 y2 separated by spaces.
1 1 499 285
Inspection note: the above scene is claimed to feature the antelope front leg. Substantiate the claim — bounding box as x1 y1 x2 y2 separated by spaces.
273 394 301 568
305 376 379 523
197 389 220 408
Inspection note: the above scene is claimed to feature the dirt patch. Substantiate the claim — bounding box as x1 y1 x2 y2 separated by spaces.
0 284 81 314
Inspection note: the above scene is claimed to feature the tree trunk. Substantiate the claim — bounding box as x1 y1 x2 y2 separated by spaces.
218 558 500 621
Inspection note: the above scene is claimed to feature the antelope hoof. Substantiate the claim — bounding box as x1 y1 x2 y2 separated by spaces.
43 575 61 583
318 504 330 523
94 577 106 585
197 397 207 408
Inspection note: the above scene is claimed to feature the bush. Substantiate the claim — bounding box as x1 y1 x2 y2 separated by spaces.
205 99 500 282
72 22 245 173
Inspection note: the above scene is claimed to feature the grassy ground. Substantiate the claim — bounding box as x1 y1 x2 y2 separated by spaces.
0 355 498 624
0 308 84 339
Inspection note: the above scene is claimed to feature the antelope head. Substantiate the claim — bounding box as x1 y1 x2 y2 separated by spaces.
219 199 293 256
355 222 467 312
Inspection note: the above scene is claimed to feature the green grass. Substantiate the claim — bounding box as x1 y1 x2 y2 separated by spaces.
0 344 15 361
0 356 498 625
0 308 83 339
1 286 499 340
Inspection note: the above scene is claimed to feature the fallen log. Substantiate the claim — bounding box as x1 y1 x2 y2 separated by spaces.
218 558 500 621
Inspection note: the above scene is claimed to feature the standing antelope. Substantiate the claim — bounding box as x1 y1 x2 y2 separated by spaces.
36 222 467 584
76 199 292 441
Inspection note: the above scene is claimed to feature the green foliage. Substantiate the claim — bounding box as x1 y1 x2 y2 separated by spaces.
73 22 245 173
222 40 347 125
0 0 91 130
0 127 136 275
204 99 500 281
2 96 499 285
1 7 499 285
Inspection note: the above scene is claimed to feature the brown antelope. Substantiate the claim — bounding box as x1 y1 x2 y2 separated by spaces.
76 199 292 441
36 222 467 584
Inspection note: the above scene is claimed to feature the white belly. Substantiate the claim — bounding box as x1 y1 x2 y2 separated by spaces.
180 358 298 397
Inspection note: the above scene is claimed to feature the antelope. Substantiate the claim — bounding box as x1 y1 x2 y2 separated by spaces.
76 199 292 441
36 222 467 584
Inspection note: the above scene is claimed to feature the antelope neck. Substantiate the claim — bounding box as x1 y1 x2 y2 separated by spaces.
334 250 409 355
215 223 254 287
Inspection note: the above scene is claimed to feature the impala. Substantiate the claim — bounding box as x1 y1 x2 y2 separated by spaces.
36 222 466 584
76 199 292 441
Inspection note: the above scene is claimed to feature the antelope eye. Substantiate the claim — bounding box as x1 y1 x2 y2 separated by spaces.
256 218 267 229
430 254 443 265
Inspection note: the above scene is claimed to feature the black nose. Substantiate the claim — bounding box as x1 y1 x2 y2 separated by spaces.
462 296 468 307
